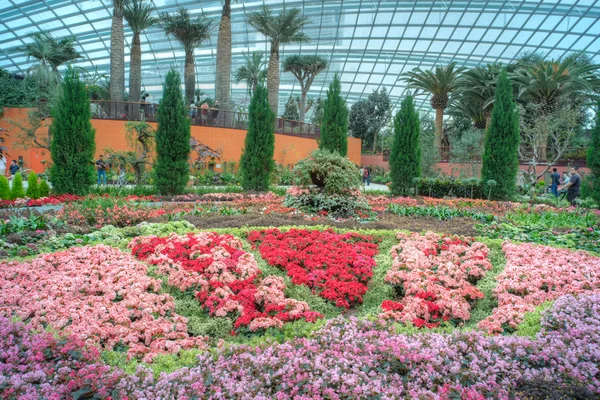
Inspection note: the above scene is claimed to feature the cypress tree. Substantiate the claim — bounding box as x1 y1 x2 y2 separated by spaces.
39 179 51 197
49 67 96 195
0 176 10 200
389 95 421 195
154 68 191 195
26 171 39 199
481 70 520 200
240 84 275 191
319 73 348 156
587 100 600 204
11 172 25 200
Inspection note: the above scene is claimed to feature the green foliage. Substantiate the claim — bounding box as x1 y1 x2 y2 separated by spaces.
319 73 348 156
153 68 191 195
413 177 484 198
49 67 96 195
389 95 421 195
419 113 439 177
281 96 300 120
587 100 600 205
0 69 37 109
514 301 554 338
291 149 361 195
0 176 10 200
38 179 51 197
240 84 275 191
387 204 496 222
25 172 39 199
348 88 392 151
10 172 25 200
481 70 520 200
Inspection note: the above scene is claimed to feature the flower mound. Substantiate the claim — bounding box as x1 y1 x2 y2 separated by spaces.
478 242 600 334
382 232 492 327
248 228 379 308
0 245 207 362
129 233 321 332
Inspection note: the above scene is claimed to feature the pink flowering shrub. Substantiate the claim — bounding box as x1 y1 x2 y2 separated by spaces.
382 232 492 327
129 233 322 332
0 245 208 362
59 202 167 228
478 242 600 334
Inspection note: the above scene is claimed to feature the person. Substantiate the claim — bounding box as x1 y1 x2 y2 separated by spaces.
366 167 371 186
550 168 560 197
0 154 6 177
9 159 19 176
359 166 365 183
96 155 108 185
559 166 581 206
189 102 197 119
362 166 368 185
561 171 570 185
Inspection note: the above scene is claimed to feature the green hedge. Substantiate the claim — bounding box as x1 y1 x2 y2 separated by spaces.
414 177 484 199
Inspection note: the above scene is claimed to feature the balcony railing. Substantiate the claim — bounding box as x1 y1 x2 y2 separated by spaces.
90 100 321 138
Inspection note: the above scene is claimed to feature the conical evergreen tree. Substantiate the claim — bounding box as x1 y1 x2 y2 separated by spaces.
154 68 191 195
39 179 51 197
0 176 10 200
588 100 600 204
480 70 520 200
389 95 421 195
281 97 300 120
26 171 39 199
49 67 96 195
319 73 348 156
10 172 25 200
240 84 275 191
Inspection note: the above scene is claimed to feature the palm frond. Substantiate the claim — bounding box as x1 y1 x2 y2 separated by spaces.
161 8 213 52
124 0 158 34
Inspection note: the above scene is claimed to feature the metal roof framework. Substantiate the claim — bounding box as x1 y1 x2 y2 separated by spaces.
1 0 599 117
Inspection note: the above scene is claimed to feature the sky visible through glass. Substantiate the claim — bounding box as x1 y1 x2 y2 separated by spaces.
1 0 599 116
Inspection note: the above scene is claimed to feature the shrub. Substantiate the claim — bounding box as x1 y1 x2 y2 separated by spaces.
319 73 348 156
154 68 191 195
390 95 421 195
413 177 484 199
49 67 96 195
587 100 600 205
240 84 275 191
481 70 520 200
39 178 51 197
25 171 39 199
284 187 371 218
10 172 25 199
0 175 9 200
291 149 361 195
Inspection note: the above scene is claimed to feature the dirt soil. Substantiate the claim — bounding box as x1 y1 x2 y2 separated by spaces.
150 212 479 236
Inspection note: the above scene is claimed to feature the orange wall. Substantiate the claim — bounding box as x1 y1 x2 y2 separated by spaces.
0 108 361 174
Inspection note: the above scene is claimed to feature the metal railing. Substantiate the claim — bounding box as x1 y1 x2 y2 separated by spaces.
90 100 321 138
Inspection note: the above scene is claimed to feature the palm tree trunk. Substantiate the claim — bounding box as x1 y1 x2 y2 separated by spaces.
435 107 444 150
299 90 307 124
215 0 232 125
110 13 125 118
267 46 280 115
184 50 195 105
129 32 142 120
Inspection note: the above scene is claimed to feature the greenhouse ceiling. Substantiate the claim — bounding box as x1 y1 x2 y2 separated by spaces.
1 0 599 115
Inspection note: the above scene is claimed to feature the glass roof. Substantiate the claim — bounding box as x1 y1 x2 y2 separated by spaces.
1 0 599 116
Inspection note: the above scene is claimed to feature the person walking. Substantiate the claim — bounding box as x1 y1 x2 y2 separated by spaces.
359 166 365 184
550 168 560 197
366 167 371 186
0 154 6 177
96 155 108 185
362 166 369 185
559 166 581 206
9 160 20 176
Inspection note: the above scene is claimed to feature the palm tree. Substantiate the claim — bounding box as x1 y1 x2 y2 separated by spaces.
283 55 328 122
247 7 310 115
18 31 80 88
162 8 213 105
402 62 466 148
109 0 128 109
124 0 158 104
459 63 503 128
234 50 267 96
215 0 236 114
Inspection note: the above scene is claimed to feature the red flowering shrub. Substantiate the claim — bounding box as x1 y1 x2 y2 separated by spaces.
59 202 167 228
129 233 322 332
0 194 83 208
248 229 379 308
381 232 492 327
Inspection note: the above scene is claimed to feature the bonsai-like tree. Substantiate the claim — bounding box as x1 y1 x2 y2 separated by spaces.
281 97 300 121
389 95 421 195
247 7 310 115
319 73 348 157
283 55 328 122
106 120 154 185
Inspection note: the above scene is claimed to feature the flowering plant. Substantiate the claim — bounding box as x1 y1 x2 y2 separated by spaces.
129 232 321 332
381 232 492 327
248 229 379 308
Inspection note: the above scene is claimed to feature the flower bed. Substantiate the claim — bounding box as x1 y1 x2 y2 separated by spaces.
381 232 492 327
248 228 379 308
478 242 600 334
0 194 83 208
129 232 321 332
0 245 208 362
4 293 599 398
59 202 168 228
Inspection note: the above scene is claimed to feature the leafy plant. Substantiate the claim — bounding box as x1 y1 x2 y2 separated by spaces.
10 172 25 200
390 95 421 195
319 73 348 156
292 149 361 195
38 179 51 197
0 176 10 200
25 172 39 199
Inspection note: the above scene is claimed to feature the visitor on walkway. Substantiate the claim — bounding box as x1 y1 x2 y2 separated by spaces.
561 171 570 185
559 166 581 206
96 155 108 185
550 168 560 197
366 167 371 186
362 166 368 185
9 160 19 176
359 166 365 183
0 154 6 176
